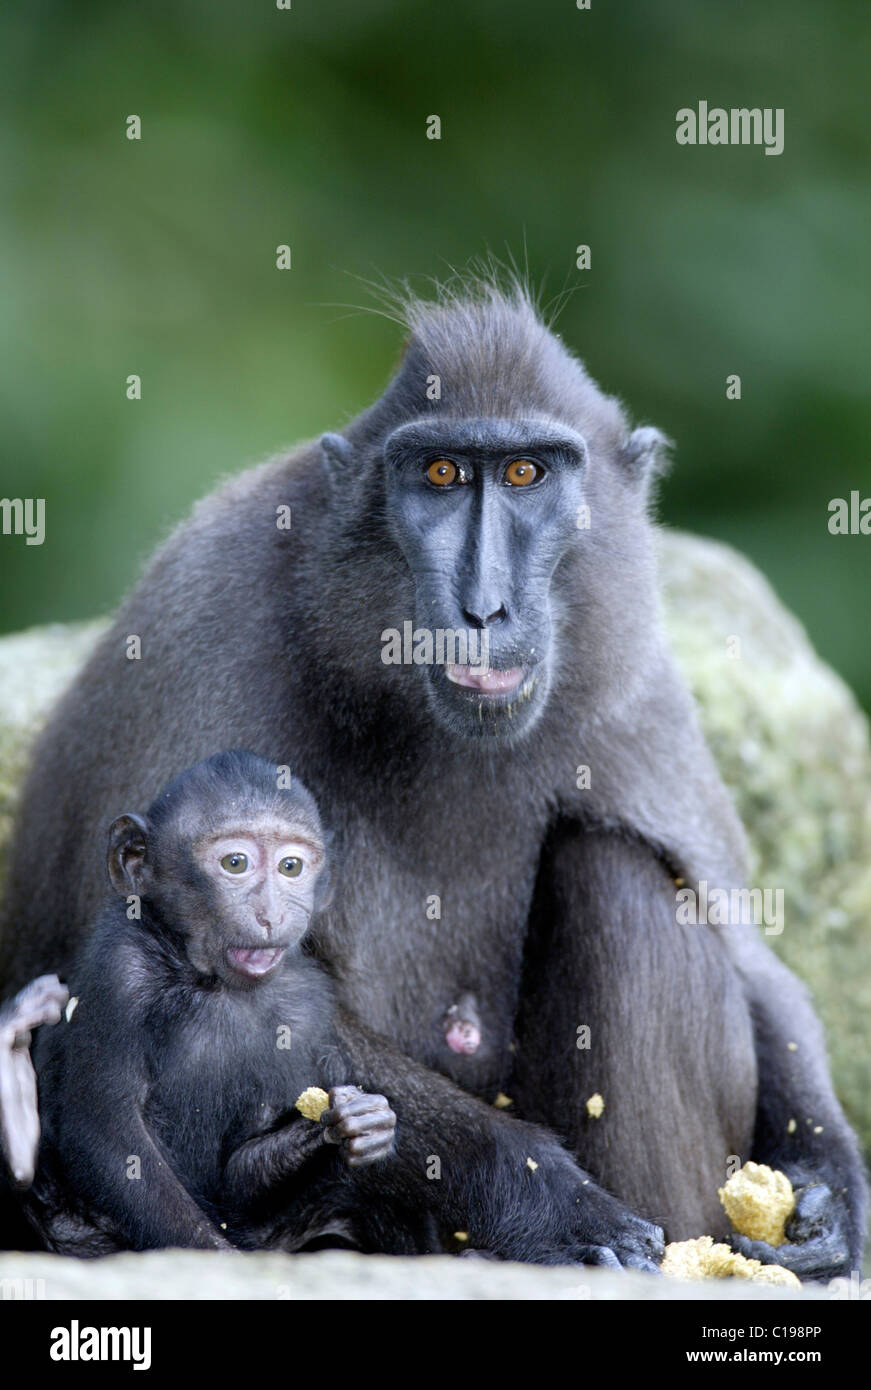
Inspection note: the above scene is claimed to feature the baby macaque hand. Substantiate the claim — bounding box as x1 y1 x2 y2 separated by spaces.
322 1084 396 1167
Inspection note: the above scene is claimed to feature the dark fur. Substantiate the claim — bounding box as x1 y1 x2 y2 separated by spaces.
18 753 619 1260
1 276 864 1272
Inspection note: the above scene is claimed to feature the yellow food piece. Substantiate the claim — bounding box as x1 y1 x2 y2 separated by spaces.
662 1237 799 1288
295 1086 330 1121
746 1261 801 1287
586 1092 605 1118
718 1163 795 1247
526 1157 539 1172
662 1237 737 1280
493 1092 513 1109
453 1231 469 1242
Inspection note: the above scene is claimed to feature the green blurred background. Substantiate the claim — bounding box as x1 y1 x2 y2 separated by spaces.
1 0 869 706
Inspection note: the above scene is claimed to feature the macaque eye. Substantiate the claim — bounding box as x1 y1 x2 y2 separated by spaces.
425 458 459 487
220 852 248 874
503 458 543 487
278 856 304 878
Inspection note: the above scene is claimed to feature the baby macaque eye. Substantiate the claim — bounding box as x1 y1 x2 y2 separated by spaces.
278 856 303 878
221 852 248 874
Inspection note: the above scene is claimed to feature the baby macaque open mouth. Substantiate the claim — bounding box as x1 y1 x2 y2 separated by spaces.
226 946 286 977
445 664 526 695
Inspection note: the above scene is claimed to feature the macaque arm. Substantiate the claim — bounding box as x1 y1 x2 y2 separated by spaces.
61 1100 232 1251
55 1014 232 1253
222 1119 326 1204
224 1085 395 1205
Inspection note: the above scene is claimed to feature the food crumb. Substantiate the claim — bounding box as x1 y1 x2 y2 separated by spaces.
295 1086 330 1121
586 1092 605 1119
662 1237 799 1287
493 1092 513 1109
526 1157 539 1172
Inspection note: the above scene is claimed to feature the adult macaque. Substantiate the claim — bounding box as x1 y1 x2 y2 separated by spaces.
2 753 637 1263
0 277 864 1275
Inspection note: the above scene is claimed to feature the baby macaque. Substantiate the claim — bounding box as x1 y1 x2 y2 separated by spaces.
0 753 435 1255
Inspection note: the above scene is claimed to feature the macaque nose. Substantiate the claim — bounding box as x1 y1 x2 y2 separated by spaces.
462 603 507 628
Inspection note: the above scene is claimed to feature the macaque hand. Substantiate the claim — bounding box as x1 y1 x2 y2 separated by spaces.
729 1179 854 1281
0 974 69 1187
322 1084 396 1167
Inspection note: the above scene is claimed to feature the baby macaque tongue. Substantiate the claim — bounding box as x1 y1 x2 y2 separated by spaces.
446 665 524 694
227 947 285 977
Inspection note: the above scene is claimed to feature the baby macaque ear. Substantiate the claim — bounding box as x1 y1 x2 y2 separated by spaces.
107 814 150 898
618 426 672 486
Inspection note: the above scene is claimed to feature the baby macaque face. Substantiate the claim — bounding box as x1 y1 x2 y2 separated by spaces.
191 820 326 985
106 754 331 991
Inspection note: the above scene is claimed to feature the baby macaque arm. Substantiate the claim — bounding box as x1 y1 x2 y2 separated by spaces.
56 1062 232 1252
222 1118 327 1203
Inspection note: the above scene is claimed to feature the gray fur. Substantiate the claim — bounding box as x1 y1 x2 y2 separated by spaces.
0 276 863 1268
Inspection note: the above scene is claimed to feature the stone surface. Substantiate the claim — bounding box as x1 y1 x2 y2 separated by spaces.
0 619 107 885
0 1248 833 1301
658 531 871 1151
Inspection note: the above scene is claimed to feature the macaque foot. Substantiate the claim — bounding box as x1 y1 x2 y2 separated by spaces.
0 974 69 1187
729 1181 853 1281
323 1085 396 1167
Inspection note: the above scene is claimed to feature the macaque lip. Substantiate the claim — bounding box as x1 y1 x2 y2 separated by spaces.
225 946 286 978
445 664 527 696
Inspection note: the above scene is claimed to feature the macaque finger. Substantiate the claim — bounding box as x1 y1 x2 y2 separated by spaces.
343 1131 396 1166
324 1107 396 1145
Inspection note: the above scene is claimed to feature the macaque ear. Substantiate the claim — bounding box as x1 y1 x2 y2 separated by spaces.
320 433 356 484
107 814 150 897
618 426 672 486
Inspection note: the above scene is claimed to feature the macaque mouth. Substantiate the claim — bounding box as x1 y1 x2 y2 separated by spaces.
445 664 527 696
225 946 286 978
